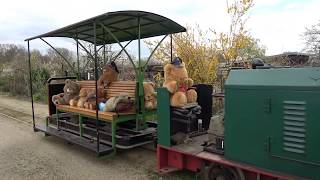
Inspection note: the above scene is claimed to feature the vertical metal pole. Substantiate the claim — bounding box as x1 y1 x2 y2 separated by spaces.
170 34 173 62
137 15 145 130
93 21 100 153
138 16 141 68
27 41 36 131
76 35 80 80
103 29 106 64
103 44 106 64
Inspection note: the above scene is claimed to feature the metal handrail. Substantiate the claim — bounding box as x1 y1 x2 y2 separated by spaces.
47 76 77 84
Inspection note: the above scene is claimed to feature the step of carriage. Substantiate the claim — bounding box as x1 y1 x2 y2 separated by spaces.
35 124 114 156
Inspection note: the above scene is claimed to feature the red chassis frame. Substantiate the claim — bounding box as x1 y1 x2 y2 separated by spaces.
157 145 297 180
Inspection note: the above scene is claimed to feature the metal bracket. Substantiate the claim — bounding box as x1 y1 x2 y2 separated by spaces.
143 34 168 70
111 40 133 62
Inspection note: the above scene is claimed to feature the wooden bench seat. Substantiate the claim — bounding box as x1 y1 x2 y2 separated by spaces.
56 80 136 121
56 104 135 122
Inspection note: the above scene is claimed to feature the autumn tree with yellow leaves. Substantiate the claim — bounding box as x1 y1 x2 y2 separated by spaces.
146 0 265 86
214 0 265 63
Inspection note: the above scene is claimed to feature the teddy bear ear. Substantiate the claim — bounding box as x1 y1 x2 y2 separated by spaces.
65 79 71 84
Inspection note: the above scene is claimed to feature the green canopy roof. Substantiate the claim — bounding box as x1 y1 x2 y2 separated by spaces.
25 10 186 45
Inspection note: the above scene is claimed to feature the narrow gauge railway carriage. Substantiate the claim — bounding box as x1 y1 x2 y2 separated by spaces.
157 67 320 180
25 11 186 156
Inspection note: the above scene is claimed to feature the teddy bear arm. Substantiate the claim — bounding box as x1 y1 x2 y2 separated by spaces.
163 81 178 93
185 78 194 87
52 94 62 105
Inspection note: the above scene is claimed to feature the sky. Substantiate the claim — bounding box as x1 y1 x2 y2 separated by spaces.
0 0 320 56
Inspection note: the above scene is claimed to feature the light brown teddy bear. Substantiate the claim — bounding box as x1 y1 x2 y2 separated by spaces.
163 57 197 107
143 82 157 110
69 88 90 108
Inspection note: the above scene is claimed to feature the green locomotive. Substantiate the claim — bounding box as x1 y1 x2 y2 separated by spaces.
157 67 320 179
225 67 320 179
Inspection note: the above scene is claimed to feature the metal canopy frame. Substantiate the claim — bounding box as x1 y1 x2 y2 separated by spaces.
26 10 185 155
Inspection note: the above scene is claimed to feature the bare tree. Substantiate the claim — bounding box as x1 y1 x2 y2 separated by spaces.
303 20 320 58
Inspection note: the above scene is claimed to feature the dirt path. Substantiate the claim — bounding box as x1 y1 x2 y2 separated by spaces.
0 95 190 180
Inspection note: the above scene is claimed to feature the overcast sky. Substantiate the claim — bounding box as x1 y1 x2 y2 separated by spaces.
1 0 320 56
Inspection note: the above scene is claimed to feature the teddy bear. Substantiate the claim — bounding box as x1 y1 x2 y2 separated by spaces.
84 87 106 110
163 57 197 107
115 98 135 113
69 88 90 108
98 61 119 88
103 93 134 113
143 82 157 110
52 79 80 105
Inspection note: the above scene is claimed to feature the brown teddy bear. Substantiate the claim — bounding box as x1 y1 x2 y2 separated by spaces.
143 82 157 110
52 79 80 105
163 57 197 107
84 87 106 110
98 61 119 88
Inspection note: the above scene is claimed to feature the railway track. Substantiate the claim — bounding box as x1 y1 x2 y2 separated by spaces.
0 111 31 125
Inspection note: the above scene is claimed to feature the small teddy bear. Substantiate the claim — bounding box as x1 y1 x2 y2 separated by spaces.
143 82 157 110
76 88 91 108
70 88 94 108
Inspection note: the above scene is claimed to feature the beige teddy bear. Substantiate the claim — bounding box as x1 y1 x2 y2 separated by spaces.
163 57 197 107
143 82 157 110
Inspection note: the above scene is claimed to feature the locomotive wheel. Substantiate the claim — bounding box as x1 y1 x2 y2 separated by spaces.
199 163 244 180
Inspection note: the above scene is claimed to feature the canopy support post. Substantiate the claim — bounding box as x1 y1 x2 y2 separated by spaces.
27 40 36 131
39 38 76 75
76 35 80 80
103 46 106 65
103 29 106 64
170 34 173 62
136 16 146 130
98 22 137 74
138 16 141 69
93 21 100 154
